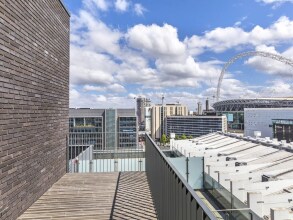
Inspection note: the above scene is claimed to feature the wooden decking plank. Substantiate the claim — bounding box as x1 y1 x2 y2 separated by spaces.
18 172 157 220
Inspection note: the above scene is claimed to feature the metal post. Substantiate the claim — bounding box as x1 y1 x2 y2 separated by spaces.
186 157 189 183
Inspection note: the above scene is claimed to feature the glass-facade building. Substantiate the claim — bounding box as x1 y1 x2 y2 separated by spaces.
166 116 227 137
69 109 137 156
118 117 137 148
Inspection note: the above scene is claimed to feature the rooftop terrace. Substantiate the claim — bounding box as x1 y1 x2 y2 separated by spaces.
18 172 157 220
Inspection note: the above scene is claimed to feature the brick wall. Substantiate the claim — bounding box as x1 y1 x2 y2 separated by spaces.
0 1 70 219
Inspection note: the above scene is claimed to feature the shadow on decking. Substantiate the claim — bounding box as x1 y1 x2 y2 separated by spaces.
111 172 157 219
18 172 157 220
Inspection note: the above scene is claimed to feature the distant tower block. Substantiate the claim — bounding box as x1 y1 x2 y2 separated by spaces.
197 102 203 115
206 98 209 111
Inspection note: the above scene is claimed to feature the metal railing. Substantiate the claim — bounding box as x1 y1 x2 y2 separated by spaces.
204 173 261 220
145 134 221 220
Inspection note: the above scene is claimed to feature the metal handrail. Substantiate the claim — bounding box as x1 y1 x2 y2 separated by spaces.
145 134 220 220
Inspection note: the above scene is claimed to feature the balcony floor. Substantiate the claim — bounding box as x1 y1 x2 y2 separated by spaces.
18 172 157 220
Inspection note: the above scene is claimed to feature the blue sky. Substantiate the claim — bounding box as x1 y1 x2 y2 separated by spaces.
64 0 293 110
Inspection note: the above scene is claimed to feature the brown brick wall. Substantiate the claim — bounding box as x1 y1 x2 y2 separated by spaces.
0 1 70 219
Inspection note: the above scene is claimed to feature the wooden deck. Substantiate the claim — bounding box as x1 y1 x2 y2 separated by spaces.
18 172 157 220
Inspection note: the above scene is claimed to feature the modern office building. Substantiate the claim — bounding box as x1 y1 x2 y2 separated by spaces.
151 104 188 140
136 97 151 126
0 1 70 219
166 116 227 137
213 98 293 131
69 108 138 152
244 108 293 139
272 119 293 143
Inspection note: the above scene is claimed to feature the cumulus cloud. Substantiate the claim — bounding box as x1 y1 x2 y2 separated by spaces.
70 45 117 85
185 16 293 55
245 45 293 76
70 2 293 109
127 24 186 61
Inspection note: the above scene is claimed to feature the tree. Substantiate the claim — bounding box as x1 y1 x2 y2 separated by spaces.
187 135 193 139
166 136 170 143
161 134 167 146
175 135 180 140
181 134 187 140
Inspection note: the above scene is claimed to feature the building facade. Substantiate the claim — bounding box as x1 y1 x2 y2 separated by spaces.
136 97 151 128
151 104 188 140
166 116 227 137
213 98 293 131
69 109 138 154
144 107 152 134
272 119 293 143
0 1 70 219
244 108 293 139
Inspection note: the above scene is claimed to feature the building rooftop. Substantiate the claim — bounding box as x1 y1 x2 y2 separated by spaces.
171 132 293 219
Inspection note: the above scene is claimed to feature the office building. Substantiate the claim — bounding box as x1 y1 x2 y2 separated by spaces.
69 108 138 152
0 1 70 219
151 104 188 140
136 97 151 126
272 119 293 143
244 108 293 139
166 115 227 137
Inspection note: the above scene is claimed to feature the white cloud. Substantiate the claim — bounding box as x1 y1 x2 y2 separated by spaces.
258 80 293 97
234 16 248 27
70 45 117 85
115 0 129 12
83 0 109 11
134 3 146 16
95 95 107 102
83 83 127 94
185 16 293 55
257 0 293 4
245 45 293 76
70 3 293 109
127 24 187 61
72 10 122 55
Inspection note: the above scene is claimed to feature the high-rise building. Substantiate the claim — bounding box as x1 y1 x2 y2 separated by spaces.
197 102 203 115
69 108 138 153
0 1 70 219
166 115 227 137
151 104 188 140
144 107 152 134
136 97 151 126
206 98 210 111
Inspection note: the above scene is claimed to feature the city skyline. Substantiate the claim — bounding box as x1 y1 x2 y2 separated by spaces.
64 0 293 110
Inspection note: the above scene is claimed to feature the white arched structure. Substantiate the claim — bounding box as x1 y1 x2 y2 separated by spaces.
216 51 293 102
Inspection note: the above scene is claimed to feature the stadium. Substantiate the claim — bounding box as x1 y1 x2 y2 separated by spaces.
213 97 293 130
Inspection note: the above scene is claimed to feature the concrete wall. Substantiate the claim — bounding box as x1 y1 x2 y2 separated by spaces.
244 108 293 138
0 1 69 219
